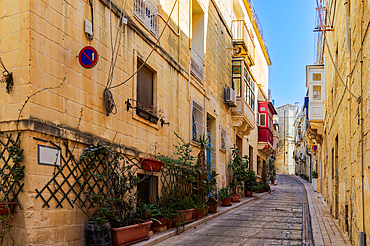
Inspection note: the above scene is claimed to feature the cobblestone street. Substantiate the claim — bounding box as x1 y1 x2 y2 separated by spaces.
154 175 310 245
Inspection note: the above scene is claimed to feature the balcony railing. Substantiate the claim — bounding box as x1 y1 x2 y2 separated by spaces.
245 0 270 61
133 0 158 37
232 20 255 65
191 49 204 82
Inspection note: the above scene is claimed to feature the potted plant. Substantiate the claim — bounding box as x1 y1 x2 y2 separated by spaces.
206 171 219 213
80 144 153 246
228 149 249 202
268 158 276 184
244 169 258 197
219 187 232 206
312 170 318 191
136 102 159 124
207 188 220 213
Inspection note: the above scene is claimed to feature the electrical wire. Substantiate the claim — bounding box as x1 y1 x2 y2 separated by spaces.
108 0 179 90
106 0 128 89
104 0 128 115
324 32 358 101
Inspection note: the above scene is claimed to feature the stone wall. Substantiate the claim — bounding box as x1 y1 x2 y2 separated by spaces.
322 1 370 245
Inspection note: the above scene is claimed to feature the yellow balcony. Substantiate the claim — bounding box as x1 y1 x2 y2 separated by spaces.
232 20 255 66
231 98 255 136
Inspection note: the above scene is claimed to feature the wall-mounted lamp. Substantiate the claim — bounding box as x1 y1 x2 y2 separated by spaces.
160 117 170 127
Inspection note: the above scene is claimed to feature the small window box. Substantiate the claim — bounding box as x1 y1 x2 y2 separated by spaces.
136 107 159 124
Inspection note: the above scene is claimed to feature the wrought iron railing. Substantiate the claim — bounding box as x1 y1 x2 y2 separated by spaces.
232 20 255 63
245 0 271 61
133 0 159 37
190 49 204 82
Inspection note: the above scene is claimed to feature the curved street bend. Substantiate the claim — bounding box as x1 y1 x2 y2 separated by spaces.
154 175 312 246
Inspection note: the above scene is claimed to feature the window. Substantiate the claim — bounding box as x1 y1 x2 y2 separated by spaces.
260 106 265 112
257 156 261 176
191 0 205 82
232 60 242 97
137 60 154 110
313 85 321 100
192 101 204 141
244 67 255 109
313 73 321 81
220 128 229 151
137 174 158 204
249 145 253 170
259 113 266 126
256 112 260 125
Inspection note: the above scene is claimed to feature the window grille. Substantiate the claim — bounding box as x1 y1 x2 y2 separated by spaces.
133 0 159 37
192 101 204 141
190 49 204 82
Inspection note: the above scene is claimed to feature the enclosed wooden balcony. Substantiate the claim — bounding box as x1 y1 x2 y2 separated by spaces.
257 101 277 154
231 98 255 136
232 20 255 66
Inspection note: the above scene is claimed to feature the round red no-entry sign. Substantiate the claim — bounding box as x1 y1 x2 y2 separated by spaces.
78 46 98 69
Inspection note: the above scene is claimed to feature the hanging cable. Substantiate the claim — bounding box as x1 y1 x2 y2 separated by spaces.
324 32 358 101
104 0 128 115
108 0 178 90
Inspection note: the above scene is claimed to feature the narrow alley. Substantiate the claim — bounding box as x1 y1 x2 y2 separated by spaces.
153 175 310 246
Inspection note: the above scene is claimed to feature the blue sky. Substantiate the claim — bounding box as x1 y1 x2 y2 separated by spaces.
252 0 317 108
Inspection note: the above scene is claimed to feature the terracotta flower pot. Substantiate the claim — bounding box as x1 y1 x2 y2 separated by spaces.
208 203 218 213
231 194 240 202
0 202 16 215
259 188 265 193
245 190 253 197
141 158 163 172
221 197 232 206
195 209 203 219
111 221 152 246
167 220 173 229
271 180 275 184
153 218 167 227
204 207 209 216
175 209 195 223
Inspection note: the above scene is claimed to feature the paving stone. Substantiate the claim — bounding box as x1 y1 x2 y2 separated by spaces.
154 175 306 246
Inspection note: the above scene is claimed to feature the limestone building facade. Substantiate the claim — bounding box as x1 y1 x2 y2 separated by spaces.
0 0 273 244
275 104 295 174
313 0 370 244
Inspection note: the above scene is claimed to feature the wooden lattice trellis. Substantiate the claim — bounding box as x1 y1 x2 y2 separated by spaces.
0 132 24 209
35 142 141 209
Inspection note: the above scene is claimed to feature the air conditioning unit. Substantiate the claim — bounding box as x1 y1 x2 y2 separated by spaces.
225 88 237 107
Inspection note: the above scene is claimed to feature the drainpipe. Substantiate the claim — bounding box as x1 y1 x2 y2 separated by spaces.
360 1 366 245
344 0 351 70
